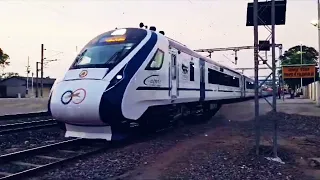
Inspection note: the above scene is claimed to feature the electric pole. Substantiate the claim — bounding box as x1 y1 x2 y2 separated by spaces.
26 56 30 95
31 72 34 96
316 0 320 107
35 62 39 98
41 44 44 98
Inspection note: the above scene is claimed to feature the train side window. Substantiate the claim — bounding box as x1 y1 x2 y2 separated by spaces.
171 54 177 80
208 68 240 87
190 62 194 81
208 68 218 84
246 81 254 89
145 49 164 70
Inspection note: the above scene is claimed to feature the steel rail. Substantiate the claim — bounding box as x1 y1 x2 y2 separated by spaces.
0 138 108 180
0 119 57 135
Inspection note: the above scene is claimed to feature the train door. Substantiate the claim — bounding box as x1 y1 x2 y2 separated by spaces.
199 59 205 101
244 78 247 97
241 76 245 97
170 52 178 99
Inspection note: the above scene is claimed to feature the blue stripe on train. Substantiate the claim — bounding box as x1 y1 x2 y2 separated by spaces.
99 32 158 128
199 59 205 101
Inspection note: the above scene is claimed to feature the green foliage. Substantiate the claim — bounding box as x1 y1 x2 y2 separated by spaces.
278 45 318 89
280 45 318 65
0 48 10 68
0 48 14 80
0 72 19 79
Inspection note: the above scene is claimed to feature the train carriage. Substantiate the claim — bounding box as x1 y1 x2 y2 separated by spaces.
49 26 266 141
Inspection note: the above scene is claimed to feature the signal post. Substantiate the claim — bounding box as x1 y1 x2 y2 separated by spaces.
246 0 287 157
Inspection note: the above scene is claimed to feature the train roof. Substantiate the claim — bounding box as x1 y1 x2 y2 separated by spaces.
145 28 255 82
166 38 243 76
115 27 253 81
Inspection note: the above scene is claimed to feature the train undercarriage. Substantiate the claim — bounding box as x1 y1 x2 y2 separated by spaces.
54 96 263 140
136 101 222 133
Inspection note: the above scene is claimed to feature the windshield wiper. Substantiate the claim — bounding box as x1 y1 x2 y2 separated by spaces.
105 47 127 65
75 49 88 63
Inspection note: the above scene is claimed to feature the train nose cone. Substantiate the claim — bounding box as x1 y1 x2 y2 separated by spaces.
49 79 109 126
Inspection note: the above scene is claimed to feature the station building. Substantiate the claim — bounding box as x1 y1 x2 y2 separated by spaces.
0 76 56 98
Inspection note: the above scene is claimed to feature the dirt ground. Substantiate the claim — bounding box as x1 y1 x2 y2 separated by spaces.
114 126 248 180
111 98 320 180
111 125 319 180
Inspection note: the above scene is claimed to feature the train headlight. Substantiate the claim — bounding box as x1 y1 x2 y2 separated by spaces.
106 67 125 90
116 75 123 80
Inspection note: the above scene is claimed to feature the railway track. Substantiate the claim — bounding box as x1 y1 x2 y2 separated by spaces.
0 112 50 121
0 138 109 180
0 119 57 135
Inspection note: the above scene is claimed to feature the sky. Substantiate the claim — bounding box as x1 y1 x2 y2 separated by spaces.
0 0 318 79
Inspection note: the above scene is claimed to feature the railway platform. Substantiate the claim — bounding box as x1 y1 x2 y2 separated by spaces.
0 98 48 116
217 95 320 123
277 97 320 117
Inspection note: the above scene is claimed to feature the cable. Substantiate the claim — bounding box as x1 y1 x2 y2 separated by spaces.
222 54 236 64
45 52 63 59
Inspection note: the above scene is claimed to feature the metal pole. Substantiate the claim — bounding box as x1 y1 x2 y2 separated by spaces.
36 62 39 98
316 0 320 106
31 72 34 97
271 0 278 158
40 44 44 98
279 47 285 101
282 66 285 100
253 0 260 155
234 50 238 65
26 56 29 95
314 71 316 88
300 44 303 90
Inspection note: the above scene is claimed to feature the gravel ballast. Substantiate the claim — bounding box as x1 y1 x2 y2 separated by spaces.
160 112 320 180
0 127 72 155
0 116 53 125
23 111 320 180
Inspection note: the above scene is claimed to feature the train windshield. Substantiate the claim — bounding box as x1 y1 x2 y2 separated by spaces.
70 28 147 69
73 43 134 68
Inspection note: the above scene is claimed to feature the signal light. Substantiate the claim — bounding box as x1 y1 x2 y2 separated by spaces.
259 40 271 51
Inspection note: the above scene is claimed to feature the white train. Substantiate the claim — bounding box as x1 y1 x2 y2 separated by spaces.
48 26 270 141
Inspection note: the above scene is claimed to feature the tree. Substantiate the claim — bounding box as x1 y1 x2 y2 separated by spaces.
0 48 10 68
0 48 11 79
278 45 319 89
4 72 19 78
0 72 19 79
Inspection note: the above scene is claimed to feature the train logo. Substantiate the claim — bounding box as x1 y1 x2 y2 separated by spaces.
143 75 161 87
61 88 87 105
182 64 188 74
79 70 88 78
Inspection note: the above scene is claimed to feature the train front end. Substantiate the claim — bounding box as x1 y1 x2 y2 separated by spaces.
48 28 150 140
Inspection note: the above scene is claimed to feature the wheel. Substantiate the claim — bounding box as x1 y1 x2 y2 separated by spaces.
137 118 158 135
188 103 221 124
210 103 222 116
